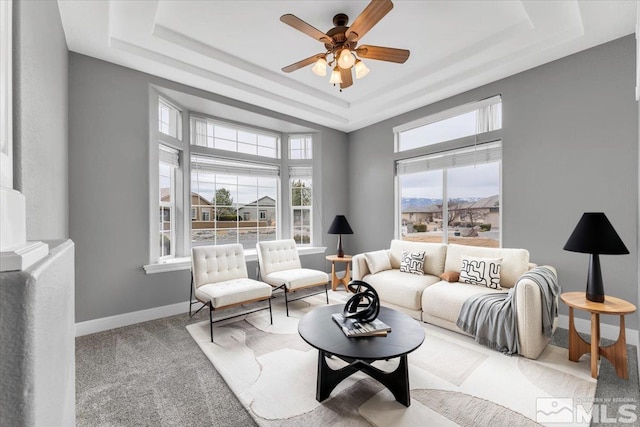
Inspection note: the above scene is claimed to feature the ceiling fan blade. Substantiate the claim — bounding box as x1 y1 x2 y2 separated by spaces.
282 54 324 73
340 67 353 89
356 45 410 63
345 0 394 42
280 14 334 45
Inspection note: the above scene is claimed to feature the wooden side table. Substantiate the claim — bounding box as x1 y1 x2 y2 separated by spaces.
560 292 636 379
326 255 352 292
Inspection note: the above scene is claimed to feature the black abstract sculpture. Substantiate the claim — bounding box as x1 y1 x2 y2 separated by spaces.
343 281 380 323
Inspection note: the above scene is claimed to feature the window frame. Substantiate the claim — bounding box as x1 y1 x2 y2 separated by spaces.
148 90 188 265
394 97 503 247
158 97 183 141
158 159 176 261
190 151 281 249
190 115 281 159
147 96 322 270
394 95 502 153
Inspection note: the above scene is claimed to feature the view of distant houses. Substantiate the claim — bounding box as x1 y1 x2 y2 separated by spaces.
161 189 276 234
402 194 499 232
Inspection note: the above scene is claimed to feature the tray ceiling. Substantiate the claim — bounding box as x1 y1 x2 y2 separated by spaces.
58 1 636 132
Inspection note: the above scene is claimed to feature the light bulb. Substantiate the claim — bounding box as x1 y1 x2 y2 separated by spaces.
329 65 342 84
311 57 327 76
354 59 370 79
338 49 355 69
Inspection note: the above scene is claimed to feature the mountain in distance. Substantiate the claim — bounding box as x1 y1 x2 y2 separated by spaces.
402 197 483 210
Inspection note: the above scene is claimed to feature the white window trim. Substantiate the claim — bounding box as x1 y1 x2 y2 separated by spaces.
159 97 183 141
288 134 313 160
149 90 188 265
190 115 281 159
393 95 502 136
158 164 176 261
395 130 503 244
289 166 313 246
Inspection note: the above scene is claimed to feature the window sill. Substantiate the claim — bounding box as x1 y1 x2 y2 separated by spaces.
143 246 327 275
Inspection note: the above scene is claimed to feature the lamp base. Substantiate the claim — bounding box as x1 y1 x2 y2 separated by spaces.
586 292 604 303
585 253 605 303
337 234 344 258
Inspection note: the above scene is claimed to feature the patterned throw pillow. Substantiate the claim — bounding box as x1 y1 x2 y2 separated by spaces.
399 250 425 275
460 256 502 289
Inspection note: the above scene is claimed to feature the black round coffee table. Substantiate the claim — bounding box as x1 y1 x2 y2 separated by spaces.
298 305 425 407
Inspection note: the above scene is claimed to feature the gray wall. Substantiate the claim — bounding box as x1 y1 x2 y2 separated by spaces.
349 36 638 326
69 54 349 322
13 0 69 240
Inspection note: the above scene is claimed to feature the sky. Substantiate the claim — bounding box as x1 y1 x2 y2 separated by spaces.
400 162 500 200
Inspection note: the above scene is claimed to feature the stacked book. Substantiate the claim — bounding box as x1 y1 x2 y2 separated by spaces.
331 313 392 337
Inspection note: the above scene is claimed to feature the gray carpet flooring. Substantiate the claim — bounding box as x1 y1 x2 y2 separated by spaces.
76 302 639 427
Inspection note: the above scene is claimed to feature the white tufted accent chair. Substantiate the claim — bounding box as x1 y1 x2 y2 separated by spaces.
256 239 329 316
190 244 273 341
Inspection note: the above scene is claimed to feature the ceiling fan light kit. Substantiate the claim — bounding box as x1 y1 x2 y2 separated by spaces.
329 65 343 84
312 56 327 76
354 59 370 79
338 48 356 69
280 0 409 91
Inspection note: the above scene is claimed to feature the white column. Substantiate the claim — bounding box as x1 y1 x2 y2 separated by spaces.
0 1 47 272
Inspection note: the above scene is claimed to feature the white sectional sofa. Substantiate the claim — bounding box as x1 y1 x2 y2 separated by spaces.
352 240 558 359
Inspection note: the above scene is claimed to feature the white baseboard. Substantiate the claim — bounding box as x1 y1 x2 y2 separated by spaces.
75 300 193 337
557 314 639 348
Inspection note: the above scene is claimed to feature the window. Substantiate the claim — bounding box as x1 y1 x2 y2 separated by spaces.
289 135 312 159
290 167 312 245
201 210 210 221
158 98 182 140
191 117 280 159
159 144 178 259
395 96 501 152
191 208 196 220
191 155 279 249
397 142 501 248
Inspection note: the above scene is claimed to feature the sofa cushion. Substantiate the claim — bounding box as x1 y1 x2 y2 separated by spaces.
399 250 425 275
459 256 502 290
196 278 272 308
364 250 392 274
363 270 440 310
389 240 447 276
444 244 529 288
264 268 328 291
421 281 509 323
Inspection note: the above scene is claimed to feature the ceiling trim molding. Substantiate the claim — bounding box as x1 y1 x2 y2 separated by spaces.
151 24 349 110
109 37 350 125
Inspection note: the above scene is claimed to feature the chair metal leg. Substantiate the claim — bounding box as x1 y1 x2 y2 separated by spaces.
189 273 194 316
209 302 214 342
324 282 329 304
284 288 290 317
268 297 273 324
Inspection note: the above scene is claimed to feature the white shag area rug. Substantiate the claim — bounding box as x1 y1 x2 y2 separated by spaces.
186 291 597 426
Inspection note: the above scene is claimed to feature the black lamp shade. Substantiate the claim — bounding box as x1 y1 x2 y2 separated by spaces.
563 213 629 255
327 215 354 235
563 212 628 303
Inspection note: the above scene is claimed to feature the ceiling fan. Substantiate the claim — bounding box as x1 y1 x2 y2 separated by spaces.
280 0 409 90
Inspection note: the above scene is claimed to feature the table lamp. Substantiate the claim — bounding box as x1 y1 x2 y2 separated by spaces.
327 215 353 258
563 212 629 302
